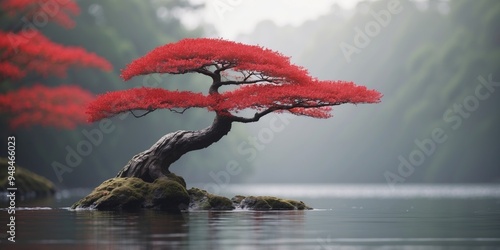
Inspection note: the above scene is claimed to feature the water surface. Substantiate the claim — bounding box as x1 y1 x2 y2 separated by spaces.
1 184 500 249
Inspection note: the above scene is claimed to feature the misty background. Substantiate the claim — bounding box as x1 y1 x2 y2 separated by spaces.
1 0 499 188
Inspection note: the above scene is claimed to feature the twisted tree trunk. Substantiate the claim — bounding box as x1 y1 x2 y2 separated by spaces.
116 115 232 182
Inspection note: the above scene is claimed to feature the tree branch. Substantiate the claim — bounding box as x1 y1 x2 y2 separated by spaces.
128 107 190 118
194 68 216 79
242 71 255 81
168 108 190 114
230 108 277 123
220 71 282 86
229 101 346 123
129 109 156 118
214 62 235 75
221 79 273 86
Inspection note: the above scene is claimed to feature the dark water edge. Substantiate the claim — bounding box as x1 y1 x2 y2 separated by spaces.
1 184 500 249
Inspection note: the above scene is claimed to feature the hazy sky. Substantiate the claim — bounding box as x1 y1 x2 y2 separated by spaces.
185 0 363 38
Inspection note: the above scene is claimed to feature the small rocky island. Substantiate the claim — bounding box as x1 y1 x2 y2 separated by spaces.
0 158 56 200
72 38 379 212
71 174 311 212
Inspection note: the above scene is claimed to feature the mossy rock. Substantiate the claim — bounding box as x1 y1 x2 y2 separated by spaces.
145 178 190 211
0 158 56 199
71 175 189 212
231 195 246 204
72 172 311 212
236 195 312 210
285 199 310 210
187 187 234 210
72 177 145 210
239 196 272 210
164 173 186 188
95 185 145 210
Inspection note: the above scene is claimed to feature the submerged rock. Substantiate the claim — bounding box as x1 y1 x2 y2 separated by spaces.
234 195 311 210
72 173 312 212
0 158 56 200
188 187 234 210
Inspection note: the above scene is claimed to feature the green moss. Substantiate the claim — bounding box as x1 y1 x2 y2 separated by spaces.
71 190 108 209
285 199 311 210
0 158 55 198
123 178 150 195
187 187 234 210
72 175 311 211
70 178 134 209
231 195 245 204
236 195 312 210
262 196 295 210
95 185 144 210
148 178 190 211
72 177 189 212
187 188 211 210
208 195 233 210
240 196 272 210
164 173 186 188
187 187 206 198
250 198 271 210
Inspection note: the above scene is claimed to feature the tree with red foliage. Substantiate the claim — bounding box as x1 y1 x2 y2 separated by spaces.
0 0 112 129
1 0 80 29
87 38 382 182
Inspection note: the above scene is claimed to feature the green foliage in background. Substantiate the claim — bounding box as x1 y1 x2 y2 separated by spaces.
0 0 252 187
242 0 500 183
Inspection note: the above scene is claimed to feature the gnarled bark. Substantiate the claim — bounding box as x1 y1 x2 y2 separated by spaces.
116 115 232 182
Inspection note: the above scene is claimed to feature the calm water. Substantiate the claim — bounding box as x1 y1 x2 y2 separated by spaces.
1 184 500 249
